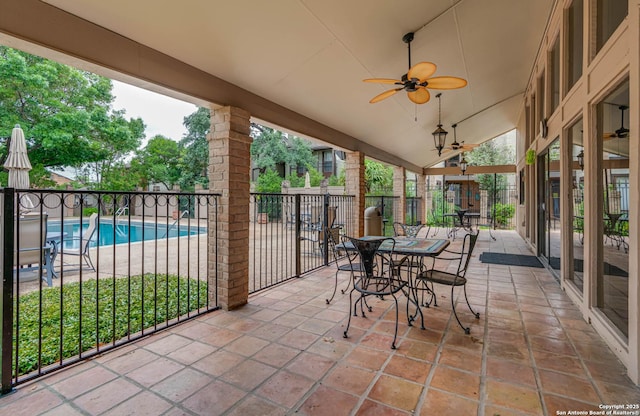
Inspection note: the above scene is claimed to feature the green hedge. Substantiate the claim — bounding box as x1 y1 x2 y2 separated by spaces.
14 275 208 376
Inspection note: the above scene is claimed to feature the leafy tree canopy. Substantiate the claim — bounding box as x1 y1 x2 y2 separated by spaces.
250 125 315 173
365 159 393 195
179 107 210 189
0 46 145 187
131 135 182 189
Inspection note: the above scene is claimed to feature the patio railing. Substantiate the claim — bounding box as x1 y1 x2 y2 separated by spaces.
0 188 219 392
249 193 355 293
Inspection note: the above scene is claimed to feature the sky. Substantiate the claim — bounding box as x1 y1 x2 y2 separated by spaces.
111 80 198 143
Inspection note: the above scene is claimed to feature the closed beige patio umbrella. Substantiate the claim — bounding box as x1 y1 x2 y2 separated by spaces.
4 124 32 189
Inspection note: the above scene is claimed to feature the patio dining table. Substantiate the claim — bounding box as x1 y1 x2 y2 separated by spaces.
336 236 450 328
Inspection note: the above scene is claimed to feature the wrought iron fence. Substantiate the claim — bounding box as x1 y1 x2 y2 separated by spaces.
425 174 518 229
1 188 219 392
249 193 355 293
363 196 423 235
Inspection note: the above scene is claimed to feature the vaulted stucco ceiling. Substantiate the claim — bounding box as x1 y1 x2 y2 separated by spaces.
33 0 553 169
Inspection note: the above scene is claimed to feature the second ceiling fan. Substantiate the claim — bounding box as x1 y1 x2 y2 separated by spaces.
364 32 468 104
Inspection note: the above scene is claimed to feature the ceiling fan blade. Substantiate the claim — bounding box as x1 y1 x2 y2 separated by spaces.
369 88 402 103
407 88 431 104
462 143 479 149
407 62 437 81
603 132 617 140
363 78 403 85
426 76 468 90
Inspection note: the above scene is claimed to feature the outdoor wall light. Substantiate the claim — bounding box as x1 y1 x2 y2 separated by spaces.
576 149 584 170
432 93 448 156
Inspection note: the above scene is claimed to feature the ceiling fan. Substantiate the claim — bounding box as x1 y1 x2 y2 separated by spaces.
363 32 468 104
442 124 478 153
604 105 629 140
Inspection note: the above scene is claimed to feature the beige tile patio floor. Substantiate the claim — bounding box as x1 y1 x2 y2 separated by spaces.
1 230 638 415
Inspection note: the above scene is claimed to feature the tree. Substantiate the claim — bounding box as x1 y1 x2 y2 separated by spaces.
132 135 182 189
250 126 315 174
0 46 145 187
364 159 393 195
466 139 515 202
178 107 210 189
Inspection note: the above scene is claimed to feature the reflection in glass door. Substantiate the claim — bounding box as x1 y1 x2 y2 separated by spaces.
538 139 561 272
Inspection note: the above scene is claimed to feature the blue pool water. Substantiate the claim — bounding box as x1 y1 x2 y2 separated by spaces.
48 219 206 250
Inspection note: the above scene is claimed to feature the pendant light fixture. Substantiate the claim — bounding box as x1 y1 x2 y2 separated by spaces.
432 93 448 156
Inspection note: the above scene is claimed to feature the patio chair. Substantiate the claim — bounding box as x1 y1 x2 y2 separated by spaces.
16 213 54 286
415 231 480 334
393 222 428 238
324 226 364 304
60 213 98 271
342 236 408 349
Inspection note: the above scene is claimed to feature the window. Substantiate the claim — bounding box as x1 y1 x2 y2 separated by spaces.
596 0 627 53
550 36 560 112
537 72 545 133
568 118 584 292
567 0 583 91
519 169 525 205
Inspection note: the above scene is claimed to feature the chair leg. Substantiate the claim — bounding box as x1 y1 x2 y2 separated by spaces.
450 286 470 335
83 252 95 271
391 293 399 349
463 285 480 319
343 289 355 339
326 270 339 304
340 270 353 294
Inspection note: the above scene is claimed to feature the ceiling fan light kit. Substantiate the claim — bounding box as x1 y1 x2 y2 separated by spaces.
363 32 467 105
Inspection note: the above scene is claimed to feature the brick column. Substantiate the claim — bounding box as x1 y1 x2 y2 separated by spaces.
416 173 426 224
393 166 406 224
208 106 251 311
345 151 365 237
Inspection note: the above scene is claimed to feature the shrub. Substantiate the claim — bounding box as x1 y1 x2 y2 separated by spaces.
494 203 515 227
14 275 208 376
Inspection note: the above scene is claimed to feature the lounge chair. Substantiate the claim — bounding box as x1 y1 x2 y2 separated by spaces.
60 213 98 271
16 214 54 286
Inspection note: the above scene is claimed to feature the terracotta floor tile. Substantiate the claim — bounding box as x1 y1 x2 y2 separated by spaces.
256 370 315 408
143 334 192 355
191 349 245 377
101 348 158 374
429 365 480 400
486 379 543 414
0 388 63 416
298 317 337 335
173 320 216 340
50 365 117 399
487 340 530 363
253 343 300 367
323 364 375 396
595 379 640 404
345 346 389 371
583 359 631 386
198 328 242 347
102 391 172 416
486 357 537 387
73 378 141 415
525 321 568 339
181 380 246 416
277 328 320 350
306 337 353 361
298 385 359 416
543 393 601 415
484 404 541 416
532 350 587 378
223 334 271 357
126 357 185 387
220 358 277 390
538 369 600 403
368 374 423 412
225 395 286 416
384 355 431 384
420 389 478 416
396 339 439 362
250 322 292 341
166 341 216 365
438 347 482 374
355 399 411 415
225 317 264 333
150 368 212 403
442 331 484 354
358 332 397 351
41 403 85 416
529 335 576 356
287 351 335 380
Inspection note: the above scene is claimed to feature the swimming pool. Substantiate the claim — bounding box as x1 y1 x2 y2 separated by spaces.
48 219 206 250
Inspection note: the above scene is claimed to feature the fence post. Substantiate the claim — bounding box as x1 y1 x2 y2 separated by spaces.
1 188 15 394
493 173 497 230
295 194 301 277
323 194 330 265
